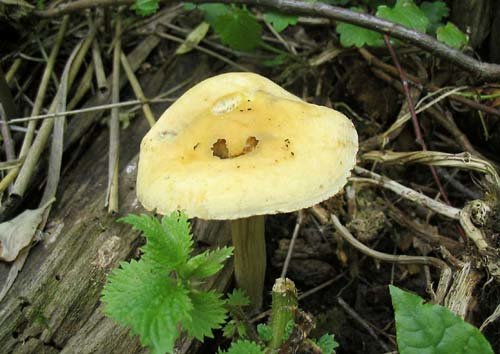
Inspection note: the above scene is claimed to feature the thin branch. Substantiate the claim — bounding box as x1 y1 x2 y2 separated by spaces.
331 214 451 304
281 211 303 278
383 34 450 205
352 167 461 220
337 297 392 352
34 0 500 81
154 31 250 72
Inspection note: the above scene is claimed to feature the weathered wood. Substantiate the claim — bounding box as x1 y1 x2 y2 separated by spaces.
0 54 230 353
451 0 493 49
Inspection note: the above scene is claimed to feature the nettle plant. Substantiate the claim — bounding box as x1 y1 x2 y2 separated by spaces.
101 212 339 354
131 0 467 53
101 213 494 354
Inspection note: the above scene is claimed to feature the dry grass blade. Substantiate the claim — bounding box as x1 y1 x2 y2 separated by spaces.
39 40 83 225
362 150 500 188
11 18 94 199
0 104 15 162
380 86 467 147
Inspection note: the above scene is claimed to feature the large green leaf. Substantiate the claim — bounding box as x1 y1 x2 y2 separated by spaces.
182 290 227 340
102 261 193 354
390 285 494 354
436 22 468 49
120 213 193 270
377 0 430 33
211 6 262 51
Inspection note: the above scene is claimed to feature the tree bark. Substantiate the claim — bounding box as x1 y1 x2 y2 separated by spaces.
0 53 229 353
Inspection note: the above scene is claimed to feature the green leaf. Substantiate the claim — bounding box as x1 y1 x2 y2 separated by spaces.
219 340 265 354
182 291 227 340
336 7 384 48
183 246 233 279
132 0 159 16
336 22 384 48
101 260 193 354
199 3 231 24
120 213 193 271
316 333 340 354
226 288 250 307
377 0 430 33
211 6 262 51
436 22 468 49
284 319 294 341
263 11 298 32
257 323 273 342
176 21 210 55
222 320 237 338
420 1 449 33
390 285 494 354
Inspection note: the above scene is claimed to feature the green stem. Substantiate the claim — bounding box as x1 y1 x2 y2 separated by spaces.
269 277 298 349
230 215 266 310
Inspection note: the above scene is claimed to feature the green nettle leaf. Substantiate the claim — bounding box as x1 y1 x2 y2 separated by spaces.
256 323 273 342
316 333 340 354
390 285 494 354
336 22 384 48
104 212 233 354
218 340 265 354
182 291 227 340
132 0 159 16
226 288 251 307
120 213 193 270
263 11 298 32
222 320 237 338
211 7 262 51
436 22 468 49
184 246 233 278
101 261 193 354
420 1 449 32
377 0 430 33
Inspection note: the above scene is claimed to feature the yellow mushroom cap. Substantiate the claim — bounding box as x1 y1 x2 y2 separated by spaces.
137 72 358 220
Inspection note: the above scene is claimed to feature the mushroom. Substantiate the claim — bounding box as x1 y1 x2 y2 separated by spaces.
136 72 358 308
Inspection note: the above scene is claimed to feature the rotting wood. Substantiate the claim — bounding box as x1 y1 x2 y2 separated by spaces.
0 53 227 353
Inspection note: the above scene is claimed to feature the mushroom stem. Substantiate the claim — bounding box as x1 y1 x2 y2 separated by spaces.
230 215 266 309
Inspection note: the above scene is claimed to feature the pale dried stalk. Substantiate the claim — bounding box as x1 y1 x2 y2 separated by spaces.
107 11 122 213
444 263 481 319
120 51 156 127
352 167 461 220
11 20 94 197
331 214 451 304
362 150 500 187
380 86 467 146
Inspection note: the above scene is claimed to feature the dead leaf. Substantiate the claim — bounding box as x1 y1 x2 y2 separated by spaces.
175 22 210 55
0 199 54 262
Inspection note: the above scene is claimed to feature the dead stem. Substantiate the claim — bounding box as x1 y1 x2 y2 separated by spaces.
120 51 156 127
0 105 15 162
383 34 450 205
281 211 304 278
331 214 451 304
338 297 392 352
11 17 93 198
154 31 250 72
352 167 461 220
107 11 122 213
361 150 500 188
5 58 22 86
